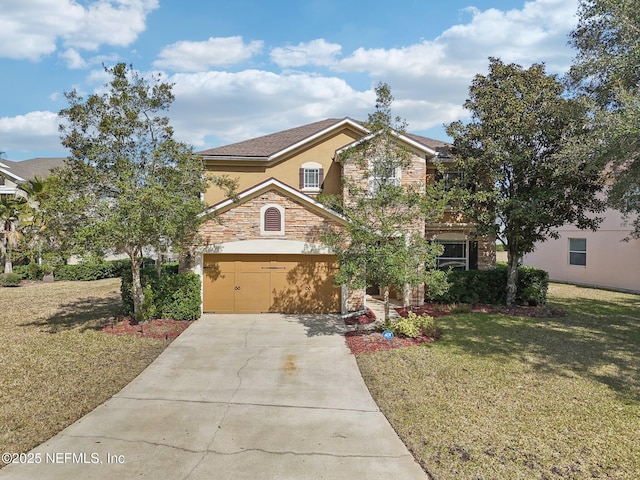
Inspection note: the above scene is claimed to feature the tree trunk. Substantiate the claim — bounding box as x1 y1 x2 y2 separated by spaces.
4 257 12 274
506 251 518 306
382 285 391 323
131 256 144 319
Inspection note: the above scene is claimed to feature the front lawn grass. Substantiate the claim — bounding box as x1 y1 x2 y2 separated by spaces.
356 283 640 479
0 279 170 463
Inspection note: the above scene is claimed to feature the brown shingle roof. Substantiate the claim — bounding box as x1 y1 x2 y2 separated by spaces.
198 118 451 160
198 118 355 158
1 157 66 181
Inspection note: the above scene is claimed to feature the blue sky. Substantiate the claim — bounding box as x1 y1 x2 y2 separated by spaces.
0 0 580 160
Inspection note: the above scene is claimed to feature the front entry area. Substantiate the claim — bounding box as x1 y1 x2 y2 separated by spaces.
202 254 341 314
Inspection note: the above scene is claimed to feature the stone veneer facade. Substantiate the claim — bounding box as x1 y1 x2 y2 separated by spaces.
198 188 365 312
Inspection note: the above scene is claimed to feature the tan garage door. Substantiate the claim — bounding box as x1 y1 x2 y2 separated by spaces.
203 254 340 313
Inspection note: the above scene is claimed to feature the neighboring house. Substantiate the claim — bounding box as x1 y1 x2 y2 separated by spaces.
194 117 495 314
0 157 65 198
523 207 640 293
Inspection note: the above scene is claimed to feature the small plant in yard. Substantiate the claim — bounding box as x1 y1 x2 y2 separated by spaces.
386 312 440 338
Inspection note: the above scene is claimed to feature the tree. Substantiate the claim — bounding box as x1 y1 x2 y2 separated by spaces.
568 0 640 106
568 0 640 236
447 58 606 306
322 83 448 321
54 63 208 319
0 195 28 273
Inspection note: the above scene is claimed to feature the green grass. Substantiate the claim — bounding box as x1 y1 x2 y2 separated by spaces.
357 283 640 479
0 279 171 464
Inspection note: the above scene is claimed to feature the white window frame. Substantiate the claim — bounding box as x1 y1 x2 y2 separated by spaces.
301 162 322 193
568 238 586 266
368 157 401 193
260 204 285 236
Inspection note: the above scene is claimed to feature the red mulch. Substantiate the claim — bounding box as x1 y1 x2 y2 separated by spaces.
344 330 438 355
343 307 377 325
102 317 191 340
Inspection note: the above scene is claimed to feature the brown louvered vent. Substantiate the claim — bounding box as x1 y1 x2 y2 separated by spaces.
264 207 282 231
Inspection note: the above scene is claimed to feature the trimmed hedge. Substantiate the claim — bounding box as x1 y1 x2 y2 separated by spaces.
0 272 22 287
121 263 199 321
427 264 549 306
13 263 45 281
54 259 130 281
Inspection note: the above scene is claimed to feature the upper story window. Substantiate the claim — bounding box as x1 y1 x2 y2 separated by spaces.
436 170 465 192
369 158 401 193
299 162 324 193
260 204 285 236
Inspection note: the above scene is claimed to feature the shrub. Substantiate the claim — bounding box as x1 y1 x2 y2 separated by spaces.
427 264 548 306
0 273 22 287
54 259 130 281
13 263 44 281
121 265 200 321
387 312 439 338
156 273 201 321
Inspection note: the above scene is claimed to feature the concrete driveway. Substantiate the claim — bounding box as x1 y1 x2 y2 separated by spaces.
0 314 427 480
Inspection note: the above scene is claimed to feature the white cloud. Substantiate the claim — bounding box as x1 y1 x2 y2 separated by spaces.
154 37 264 72
271 39 342 67
1 0 583 158
60 48 87 69
167 70 371 148
0 0 158 61
0 111 63 155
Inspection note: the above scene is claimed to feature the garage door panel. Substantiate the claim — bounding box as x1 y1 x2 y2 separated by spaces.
203 270 235 313
203 254 340 314
236 272 271 313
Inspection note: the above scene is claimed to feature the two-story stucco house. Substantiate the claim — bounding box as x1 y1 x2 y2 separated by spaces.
193 118 495 315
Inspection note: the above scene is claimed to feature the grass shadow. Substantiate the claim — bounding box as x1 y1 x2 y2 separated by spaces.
437 294 640 403
21 296 122 333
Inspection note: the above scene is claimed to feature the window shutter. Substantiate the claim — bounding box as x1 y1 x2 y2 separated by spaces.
299 168 305 189
264 207 281 232
319 168 324 187
469 241 479 270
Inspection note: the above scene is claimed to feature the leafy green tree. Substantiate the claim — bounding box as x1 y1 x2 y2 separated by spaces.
568 0 640 106
322 83 448 320
447 58 606 306
568 0 640 236
53 63 208 319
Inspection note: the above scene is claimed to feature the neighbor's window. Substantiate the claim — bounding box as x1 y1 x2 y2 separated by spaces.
436 241 467 270
569 238 586 266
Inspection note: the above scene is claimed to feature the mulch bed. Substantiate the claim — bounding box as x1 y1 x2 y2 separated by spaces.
344 302 564 355
102 317 191 340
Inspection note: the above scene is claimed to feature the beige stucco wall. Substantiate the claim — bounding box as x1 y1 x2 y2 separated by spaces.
523 208 640 293
203 129 361 206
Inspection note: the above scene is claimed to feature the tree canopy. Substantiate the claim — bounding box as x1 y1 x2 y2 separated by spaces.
52 63 208 318
568 0 640 236
447 58 606 305
322 83 448 320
